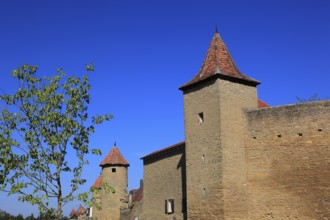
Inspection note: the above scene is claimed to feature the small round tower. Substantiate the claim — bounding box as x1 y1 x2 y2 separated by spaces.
99 143 129 220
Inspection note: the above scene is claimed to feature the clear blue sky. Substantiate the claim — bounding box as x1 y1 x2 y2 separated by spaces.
1 0 329 217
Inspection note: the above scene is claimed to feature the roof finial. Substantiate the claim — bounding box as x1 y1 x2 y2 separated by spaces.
215 24 218 33
114 141 116 146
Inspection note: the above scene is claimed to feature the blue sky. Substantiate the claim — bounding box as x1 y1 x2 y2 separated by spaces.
1 0 329 217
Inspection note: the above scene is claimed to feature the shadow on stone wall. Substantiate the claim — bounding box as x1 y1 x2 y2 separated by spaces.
177 151 187 220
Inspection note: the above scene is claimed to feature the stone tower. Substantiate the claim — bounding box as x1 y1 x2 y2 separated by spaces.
179 30 260 219
99 144 129 220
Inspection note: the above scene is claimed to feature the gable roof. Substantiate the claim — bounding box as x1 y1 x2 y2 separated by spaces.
100 146 129 167
180 30 260 91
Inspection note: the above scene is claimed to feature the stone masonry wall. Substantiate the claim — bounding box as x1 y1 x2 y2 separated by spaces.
142 148 185 220
101 166 128 220
183 78 258 219
218 79 258 219
245 100 330 219
183 79 223 219
92 191 101 220
120 202 143 220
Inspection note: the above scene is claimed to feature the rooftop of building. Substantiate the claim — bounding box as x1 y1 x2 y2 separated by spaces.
92 175 102 189
179 29 260 91
99 144 129 167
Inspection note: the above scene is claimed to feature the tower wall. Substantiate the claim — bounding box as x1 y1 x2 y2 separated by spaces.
92 190 101 219
183 78 257 219
101 166 128 220
218 79 257 219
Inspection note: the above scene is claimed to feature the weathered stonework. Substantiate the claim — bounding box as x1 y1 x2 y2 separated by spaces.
101 165 128 220
90 30 329 220
142 143 186 220
91 190 101 219
245 101 330 219
183 78 258 219
120 202 143 220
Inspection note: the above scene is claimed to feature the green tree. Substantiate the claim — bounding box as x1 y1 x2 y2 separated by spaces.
15 214 24 220
25 213 35 220
0 209 14 220
0 64 112 219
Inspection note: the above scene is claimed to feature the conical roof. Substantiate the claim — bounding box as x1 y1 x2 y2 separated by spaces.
180 30 260 90
92 175 102 189
99 145 129 167
70 208 77 218
76 204 86 216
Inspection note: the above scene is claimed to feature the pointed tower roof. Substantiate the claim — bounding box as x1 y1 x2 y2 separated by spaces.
179 30 260 91
99 145 129 167
70 208 77 218
76 204 86 216
92 175 102 189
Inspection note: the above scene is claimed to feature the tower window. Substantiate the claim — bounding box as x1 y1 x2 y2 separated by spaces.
198 112 204 124
112 168 116 173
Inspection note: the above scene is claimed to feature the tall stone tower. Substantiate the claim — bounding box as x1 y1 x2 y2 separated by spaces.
99 144 129 220
179 30 260 219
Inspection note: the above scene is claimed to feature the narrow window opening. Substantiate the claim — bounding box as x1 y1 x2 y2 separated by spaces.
165 199 174 214
202 154 205 161
253 136 257 139
203 188 207 197
298 133 303 137
198 112 204 124
318 129 322 132
277 135 281 138
112 168 116 173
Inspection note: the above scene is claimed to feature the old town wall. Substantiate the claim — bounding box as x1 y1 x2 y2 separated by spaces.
245 100 330 219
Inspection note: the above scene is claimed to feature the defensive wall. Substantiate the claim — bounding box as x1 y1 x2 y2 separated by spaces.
245 100 330 219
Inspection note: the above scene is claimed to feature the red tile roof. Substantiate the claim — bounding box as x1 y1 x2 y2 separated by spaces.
76 204 86 216
100 146 129 167
258 99 270 108
70 208 77 218
132 183 143 203
180 31 260 90
92 175 102 189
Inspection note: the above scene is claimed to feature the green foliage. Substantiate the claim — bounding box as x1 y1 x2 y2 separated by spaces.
0 64 112 219
0 209 68 220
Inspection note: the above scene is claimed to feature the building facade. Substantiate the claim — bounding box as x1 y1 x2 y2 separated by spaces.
90 30 330 220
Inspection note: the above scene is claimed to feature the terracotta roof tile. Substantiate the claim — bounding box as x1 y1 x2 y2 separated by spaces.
132 183 143 203
92 175 102 189
76 204 86 216
180 31 260 90
100 146 129 167
70 208 77 218
258 99 270 108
